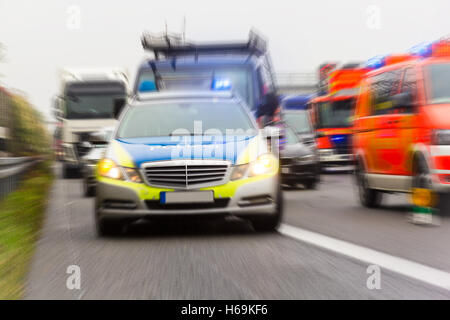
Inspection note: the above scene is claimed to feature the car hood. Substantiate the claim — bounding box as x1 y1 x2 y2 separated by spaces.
108 135 265 168
281 142 313 158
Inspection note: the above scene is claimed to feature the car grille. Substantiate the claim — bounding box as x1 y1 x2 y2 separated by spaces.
142 161 229 189
331 135 353 155
280 157 294 166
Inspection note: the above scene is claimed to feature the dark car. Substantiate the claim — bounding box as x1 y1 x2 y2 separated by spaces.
280 124 320 189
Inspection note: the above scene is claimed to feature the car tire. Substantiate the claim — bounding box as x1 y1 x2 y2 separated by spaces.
84 185 95 198
304 178 318 190
84 182 96 197
355 160 382 208
249 186 283 232
62 163 73 179
95 213 123 237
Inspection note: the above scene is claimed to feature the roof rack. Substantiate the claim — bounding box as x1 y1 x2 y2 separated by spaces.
141 30 267 60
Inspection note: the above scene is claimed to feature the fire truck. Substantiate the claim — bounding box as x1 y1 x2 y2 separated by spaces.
353 38 450 213
309 64 368 169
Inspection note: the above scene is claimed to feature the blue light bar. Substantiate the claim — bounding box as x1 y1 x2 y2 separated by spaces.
409 42 433 58
211 78 232 91
364 55 386 69
139 80 157 92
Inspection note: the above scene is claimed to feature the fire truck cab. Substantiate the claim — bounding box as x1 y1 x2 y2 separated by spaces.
310 65 368 168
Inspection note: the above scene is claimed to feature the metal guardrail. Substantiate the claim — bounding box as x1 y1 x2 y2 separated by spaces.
0 157 36 200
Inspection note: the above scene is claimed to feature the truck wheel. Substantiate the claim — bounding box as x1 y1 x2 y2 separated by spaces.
249 186 283 232
355 160 382 208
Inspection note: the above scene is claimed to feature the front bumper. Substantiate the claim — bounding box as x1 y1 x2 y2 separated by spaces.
96 174 279 219
280 161 318 182
319 152 354 166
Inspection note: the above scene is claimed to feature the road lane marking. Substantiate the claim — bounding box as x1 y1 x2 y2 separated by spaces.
279 224 450 291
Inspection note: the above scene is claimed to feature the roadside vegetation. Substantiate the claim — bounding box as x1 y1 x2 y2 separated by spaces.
0 161 53 299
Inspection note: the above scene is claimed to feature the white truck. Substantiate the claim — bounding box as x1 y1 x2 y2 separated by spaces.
53 68 128 178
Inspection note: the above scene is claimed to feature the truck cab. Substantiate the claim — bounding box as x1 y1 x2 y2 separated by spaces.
309 66 368 169
53 68 128 178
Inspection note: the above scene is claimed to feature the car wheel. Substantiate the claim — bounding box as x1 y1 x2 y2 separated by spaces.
83 179 96 197
95 213 123 237
62 163 70 179
355 160 382 208
304 178 318 190
249 186 283 232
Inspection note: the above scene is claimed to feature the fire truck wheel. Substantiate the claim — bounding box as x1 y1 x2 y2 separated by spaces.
355 160 383 208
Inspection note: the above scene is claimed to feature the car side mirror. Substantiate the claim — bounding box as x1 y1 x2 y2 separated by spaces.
263 126 281 139
113 98 126 119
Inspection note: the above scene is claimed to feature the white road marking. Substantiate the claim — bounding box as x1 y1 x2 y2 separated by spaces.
279 224 450 291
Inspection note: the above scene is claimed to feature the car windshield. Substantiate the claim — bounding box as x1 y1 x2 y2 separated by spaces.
117 100 256 138
65 83 126 119
283 111 312 134
426 62 450 104
317 98 354 128
137 66 254 108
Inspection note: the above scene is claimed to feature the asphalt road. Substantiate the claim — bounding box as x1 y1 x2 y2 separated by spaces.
25 164 450 299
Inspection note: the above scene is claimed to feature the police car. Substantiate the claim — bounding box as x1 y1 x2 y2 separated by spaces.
94 91 283 236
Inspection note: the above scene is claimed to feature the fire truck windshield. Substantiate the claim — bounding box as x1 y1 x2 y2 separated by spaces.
427 62 450 105
317 98 354 128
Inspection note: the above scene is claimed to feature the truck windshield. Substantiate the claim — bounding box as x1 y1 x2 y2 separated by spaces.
317 98 354 128
283 111 312 134
426 63 450 105
118 100 256 138
65 82 126 119
137 66 254 108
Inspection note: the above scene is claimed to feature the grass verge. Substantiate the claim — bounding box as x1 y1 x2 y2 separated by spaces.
0 161 53 299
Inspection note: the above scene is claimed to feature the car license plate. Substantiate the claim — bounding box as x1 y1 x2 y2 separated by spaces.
281 167 290 174
160 191 214 204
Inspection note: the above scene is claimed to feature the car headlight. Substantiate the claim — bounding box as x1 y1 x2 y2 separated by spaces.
98 159 124 180
230 164 249 181
297 154 315 164
319 149 334 157
98 159 143 183
230 154 278 180
432 130 450 145
249 154 278 177
123 167 143 183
